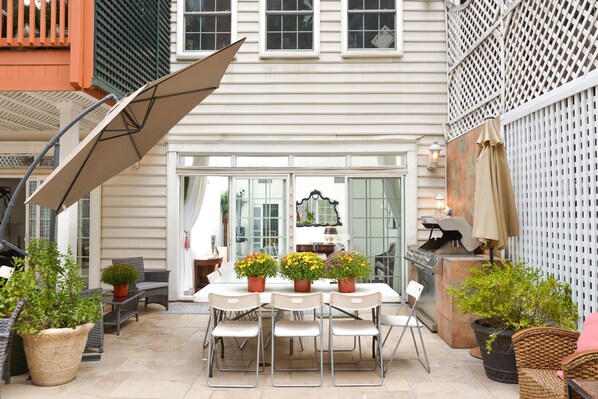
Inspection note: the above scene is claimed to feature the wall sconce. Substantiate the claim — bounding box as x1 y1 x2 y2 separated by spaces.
427 140 442 170
435 194 445 219
324 227 338 244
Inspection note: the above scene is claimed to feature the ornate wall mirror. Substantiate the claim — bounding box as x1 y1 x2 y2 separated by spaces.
296 190 341 227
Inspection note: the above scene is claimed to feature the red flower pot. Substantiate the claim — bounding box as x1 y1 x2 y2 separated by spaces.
293 280 311 292
337 277 356 293
113 284 129 297
247 276 266 292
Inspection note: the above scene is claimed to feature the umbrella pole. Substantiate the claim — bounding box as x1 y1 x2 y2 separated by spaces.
489 248 494 264
0 94 119 254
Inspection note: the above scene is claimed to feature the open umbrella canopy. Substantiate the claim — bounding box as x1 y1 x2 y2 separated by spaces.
26 39 244 213
472 118 519 252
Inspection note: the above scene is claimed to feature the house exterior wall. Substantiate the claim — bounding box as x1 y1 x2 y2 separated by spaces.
97 0 449 294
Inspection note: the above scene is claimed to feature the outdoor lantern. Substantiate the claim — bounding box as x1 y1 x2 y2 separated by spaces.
427 140 442 170
324 227 338 244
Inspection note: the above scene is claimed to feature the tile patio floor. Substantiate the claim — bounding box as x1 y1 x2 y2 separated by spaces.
2 303 520 399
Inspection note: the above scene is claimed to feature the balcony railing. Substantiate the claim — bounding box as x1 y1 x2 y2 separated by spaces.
1 0 69 48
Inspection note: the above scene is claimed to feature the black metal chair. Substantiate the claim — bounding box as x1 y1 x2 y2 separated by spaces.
374 243 396 286
112 257 170 310
1 299 27 385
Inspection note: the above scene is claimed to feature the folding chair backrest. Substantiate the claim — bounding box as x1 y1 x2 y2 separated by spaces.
218 261 234 275
207 270 221 283
271 292 323 311
329 292 381 311
0 266 14 279
112 256 145 283
405 280 424 301
209 292 260 312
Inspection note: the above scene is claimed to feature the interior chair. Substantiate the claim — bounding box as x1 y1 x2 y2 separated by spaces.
1 299 27 385
328 291 384 387
270 292 324 387
374 243 396 286
512 313 598 399
112 257 170 310
206 292 264 388
380 280 430 375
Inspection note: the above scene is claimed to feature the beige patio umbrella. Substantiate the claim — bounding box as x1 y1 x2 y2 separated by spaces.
26 38 245 212
472 118 519 263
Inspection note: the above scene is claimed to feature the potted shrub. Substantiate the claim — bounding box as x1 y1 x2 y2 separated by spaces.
6 239 101 386
324 251 371 293
279 252 324 292
234 252 277 292
447 260 577 384
0 262 28 377
100 263 139 297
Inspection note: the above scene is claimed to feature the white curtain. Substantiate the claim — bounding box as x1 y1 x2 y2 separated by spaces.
383 178 401 229
182 175 207 295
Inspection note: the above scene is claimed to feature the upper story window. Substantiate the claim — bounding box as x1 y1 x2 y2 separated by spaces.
177 0 236 58
342 0 403 57
260 0 320 58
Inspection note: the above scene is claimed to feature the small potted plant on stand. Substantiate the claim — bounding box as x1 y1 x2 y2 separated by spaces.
325 251 371 293
279 252 324 292
234 252 278 292
6 239 101 386
100 263 139 298
447 260 577 383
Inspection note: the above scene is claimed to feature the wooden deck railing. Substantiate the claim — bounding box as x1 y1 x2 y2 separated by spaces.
0 0 69 48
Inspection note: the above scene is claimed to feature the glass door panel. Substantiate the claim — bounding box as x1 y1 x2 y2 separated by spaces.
234 178 287 259
350 177 403 293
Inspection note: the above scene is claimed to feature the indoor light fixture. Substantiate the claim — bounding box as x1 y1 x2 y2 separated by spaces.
427 140 442 170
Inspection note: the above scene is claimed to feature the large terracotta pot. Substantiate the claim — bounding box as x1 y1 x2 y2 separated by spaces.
22 323 94 386
247 276 266 292
337 277 357 293
293 279 311 292
113 284 129 297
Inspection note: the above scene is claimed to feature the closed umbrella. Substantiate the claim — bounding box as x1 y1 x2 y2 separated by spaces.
26 38 244 212
472 118 519 263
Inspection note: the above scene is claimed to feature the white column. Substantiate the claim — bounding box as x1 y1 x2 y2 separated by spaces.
56 101 81 256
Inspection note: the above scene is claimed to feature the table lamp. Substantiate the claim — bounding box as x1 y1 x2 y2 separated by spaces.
324 227 338 244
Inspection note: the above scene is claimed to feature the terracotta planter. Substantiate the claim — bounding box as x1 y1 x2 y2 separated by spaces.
293 279 311 292
247 276 266 292
113 284 129 297
337 277 357 293
22 323 94 386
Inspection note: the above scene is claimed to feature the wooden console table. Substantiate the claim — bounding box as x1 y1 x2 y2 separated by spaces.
296 243 335 258
194 256 223 292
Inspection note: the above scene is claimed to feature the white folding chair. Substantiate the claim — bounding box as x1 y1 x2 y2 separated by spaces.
206 292 264 388
270 292 324 387
328 291 384 387
202 270 223 348
381 280 430 375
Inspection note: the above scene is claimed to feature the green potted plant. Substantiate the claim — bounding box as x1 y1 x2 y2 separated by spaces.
100 263 139 297
447 260 577 383
324 251 371 293
234 252 278 292
5 239 101 386
0 261 28 377
279 252 325 292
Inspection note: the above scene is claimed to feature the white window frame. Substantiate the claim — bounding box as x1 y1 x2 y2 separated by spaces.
259 0 320 58
176 0 238 60
341 0 403 58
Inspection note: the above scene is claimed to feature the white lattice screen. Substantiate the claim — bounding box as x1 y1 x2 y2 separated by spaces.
503 86 598 319
446 0 598 141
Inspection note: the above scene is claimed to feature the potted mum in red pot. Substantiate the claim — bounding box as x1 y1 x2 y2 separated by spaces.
234 252 278 292
325 251 371 293
279 252 324 292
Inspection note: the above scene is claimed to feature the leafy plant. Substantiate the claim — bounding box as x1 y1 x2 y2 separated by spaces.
325 251 371 280
447 260 577 352
0 262 25 317
234 252 278 278
100 263 139 286
279 252 324 281
6 239 101 335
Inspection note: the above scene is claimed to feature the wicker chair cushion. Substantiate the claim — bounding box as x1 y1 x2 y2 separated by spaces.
577 313 598 352
519 368 565 399
136 281 168 291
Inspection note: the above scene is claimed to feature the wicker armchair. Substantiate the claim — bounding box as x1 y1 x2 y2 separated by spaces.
81 288 104 353
1 299 27 384
512 326 598 399
112 257 170 310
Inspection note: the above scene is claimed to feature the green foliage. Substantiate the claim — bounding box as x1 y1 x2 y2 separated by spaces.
279 252 324 281
325 251 371 280
0 262 26 317
220 191 229 215
234 252 278 278
447 260 578 352
6 239 101 336
100 263 139 286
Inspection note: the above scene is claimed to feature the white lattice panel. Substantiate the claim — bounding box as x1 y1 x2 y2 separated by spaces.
504 86 598 319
